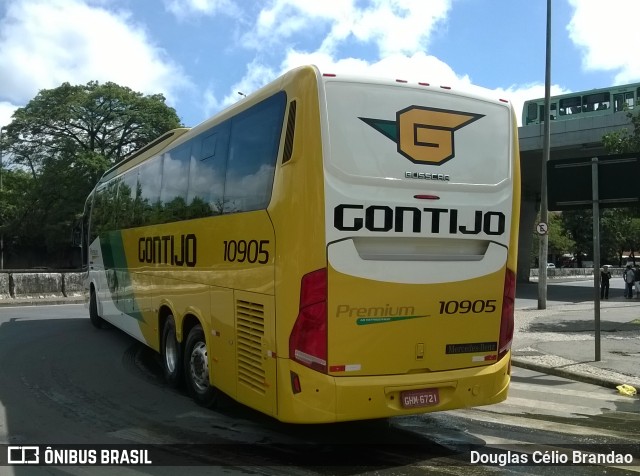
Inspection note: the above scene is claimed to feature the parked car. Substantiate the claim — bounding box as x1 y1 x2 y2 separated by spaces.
547 263 556 269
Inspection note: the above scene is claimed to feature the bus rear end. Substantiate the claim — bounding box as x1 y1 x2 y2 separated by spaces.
285 73 519 423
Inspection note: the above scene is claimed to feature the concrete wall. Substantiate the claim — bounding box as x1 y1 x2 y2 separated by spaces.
0 273 10 299
0 272 84 300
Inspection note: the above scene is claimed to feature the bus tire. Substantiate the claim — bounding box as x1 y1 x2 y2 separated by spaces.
183 324 217 407
89 288 104 329
161 315 182 388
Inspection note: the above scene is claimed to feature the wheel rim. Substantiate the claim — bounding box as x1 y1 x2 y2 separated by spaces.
189 341 209 393
164 329 178 374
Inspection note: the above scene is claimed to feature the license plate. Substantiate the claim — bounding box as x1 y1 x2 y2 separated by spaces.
400 388 440 409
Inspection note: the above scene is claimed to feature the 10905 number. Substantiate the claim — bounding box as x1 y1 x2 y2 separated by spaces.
439 299 497 314
223 240 269 264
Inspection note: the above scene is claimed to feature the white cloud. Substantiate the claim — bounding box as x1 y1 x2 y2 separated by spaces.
246 0 451 56
216 49 570 126
0 102 18 129
567 0 640 84
163 0 239 19
0 0 190 124
202 0 570 126
203 60 277 117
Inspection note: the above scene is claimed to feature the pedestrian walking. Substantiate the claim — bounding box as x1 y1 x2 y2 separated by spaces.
624 264 636 298
634 266 640 299
601 265 611 299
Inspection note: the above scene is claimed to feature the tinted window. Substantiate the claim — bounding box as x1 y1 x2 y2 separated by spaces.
138 156 163 226
187 124 229 218
92 181 119 238
160 143 191 223
223 92 286 213
118 170 138 229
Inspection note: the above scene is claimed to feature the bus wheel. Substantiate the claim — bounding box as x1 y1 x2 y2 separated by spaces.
161 315 182 388
184 324 217 407
89 289 104 329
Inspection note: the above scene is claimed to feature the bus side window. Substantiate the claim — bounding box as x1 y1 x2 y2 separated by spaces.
118 169 138 229
223 92 286 214
137 156 163 226
159 144 191 223
187 123 230 217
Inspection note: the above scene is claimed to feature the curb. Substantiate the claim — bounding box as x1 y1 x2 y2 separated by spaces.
512 356 640 391
0 296 85 307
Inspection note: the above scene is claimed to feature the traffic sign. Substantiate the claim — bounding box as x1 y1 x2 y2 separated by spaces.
536 222 548 235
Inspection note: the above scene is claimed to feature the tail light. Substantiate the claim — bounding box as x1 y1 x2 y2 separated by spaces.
289 268 328 373
499 269 516 360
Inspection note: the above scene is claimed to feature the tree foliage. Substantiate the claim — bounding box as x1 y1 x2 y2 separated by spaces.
531 212 575 265
0 81 182 267
560 208 640 266
602 109 640 153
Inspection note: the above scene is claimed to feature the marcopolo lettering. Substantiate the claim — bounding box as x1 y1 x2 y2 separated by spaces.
138 234 197 267
334 204 505 235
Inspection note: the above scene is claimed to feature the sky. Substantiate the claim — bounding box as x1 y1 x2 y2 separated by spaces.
1 0 639 130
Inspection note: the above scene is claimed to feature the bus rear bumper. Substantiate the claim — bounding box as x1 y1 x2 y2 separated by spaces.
277 353 511 423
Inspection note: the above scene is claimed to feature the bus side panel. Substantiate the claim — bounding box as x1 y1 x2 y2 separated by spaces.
233 290 276 416
265 68 329 420
208 286 237 399
89 233 148 344
508 107 521 273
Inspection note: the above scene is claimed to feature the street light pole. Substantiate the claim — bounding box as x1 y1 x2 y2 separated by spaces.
538 0 552 310
0 125 5 270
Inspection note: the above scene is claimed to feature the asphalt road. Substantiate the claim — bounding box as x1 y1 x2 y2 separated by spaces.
0 304 638 475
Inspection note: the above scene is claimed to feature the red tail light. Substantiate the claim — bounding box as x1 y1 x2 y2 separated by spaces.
289 268 328 373
499 269 516 360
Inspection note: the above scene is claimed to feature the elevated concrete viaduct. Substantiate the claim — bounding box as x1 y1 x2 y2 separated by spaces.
517 113 634 281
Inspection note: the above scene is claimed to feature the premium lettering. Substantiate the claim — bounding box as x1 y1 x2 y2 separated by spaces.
138 234 197 267
336 304 415 318
334 204 505 235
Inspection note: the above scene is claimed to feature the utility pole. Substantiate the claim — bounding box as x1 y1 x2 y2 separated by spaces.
538 0 552 310
0 126 5 270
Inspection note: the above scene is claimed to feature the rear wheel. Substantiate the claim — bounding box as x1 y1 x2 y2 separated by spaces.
183 324 217 407
89 288 104 329
161 315 182 388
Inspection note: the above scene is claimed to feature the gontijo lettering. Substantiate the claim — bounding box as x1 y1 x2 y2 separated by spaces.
334 204 505 235
138 234 196 267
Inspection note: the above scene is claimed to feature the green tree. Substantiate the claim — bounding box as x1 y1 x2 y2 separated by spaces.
602 109 640 153
561 208 638 266
531 212 575 266
0 81 182 267
600 106 640 264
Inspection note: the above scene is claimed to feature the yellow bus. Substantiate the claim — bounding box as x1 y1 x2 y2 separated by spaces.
83 65 520 423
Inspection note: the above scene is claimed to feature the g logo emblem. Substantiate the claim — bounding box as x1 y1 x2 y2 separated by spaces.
360 106 484 165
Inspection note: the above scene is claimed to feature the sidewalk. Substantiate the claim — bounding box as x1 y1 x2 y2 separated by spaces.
513 278 640 391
